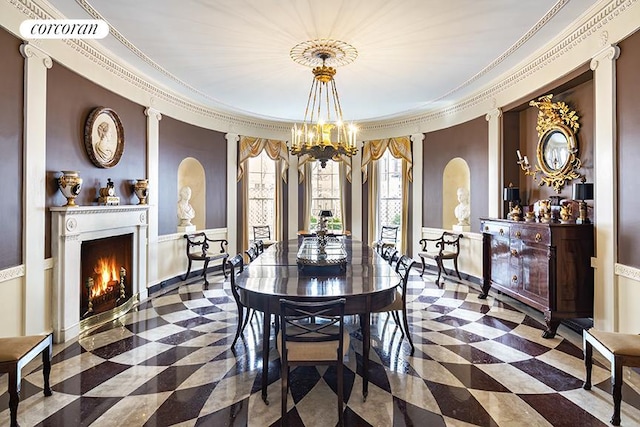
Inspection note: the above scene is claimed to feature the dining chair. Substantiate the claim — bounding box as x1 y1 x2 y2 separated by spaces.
418 232 463 285
228 254 252 349
245 242 259 263
277 298 349 426
373 254 416 354
253 225 276 248
254 239 265 255
383 246 399 267
373 225 399 255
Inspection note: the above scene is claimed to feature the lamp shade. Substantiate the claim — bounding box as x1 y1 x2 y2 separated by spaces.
319 210 333 218
503 187 520 202
573 182 594 201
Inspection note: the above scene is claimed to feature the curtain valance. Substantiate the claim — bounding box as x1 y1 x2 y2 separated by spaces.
237 136 289 183
361 136 412 183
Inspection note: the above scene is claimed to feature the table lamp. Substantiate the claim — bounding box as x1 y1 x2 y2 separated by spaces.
573 177 594 224
319 210 333 219
503 183 520 220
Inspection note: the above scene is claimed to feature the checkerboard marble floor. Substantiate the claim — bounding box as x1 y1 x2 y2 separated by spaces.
2 269 640 426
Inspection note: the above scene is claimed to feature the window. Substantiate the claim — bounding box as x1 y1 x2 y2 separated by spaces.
377 150 403 246
310 160 342 231
246 150 276 238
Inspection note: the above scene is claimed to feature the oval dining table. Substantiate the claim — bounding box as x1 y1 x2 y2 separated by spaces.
233 238 400 404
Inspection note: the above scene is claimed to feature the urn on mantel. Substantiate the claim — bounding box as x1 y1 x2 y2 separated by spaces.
57 171 83 207
133 179 149 205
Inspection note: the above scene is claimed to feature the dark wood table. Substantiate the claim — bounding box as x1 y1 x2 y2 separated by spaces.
233 239 399 404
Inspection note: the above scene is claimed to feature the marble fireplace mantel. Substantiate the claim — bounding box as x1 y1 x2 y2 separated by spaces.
51 205 149 343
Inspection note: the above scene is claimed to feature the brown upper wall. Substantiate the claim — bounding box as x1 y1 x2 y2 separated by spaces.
422 116 489 232
617 29 640 268
158 115 227 235
0 28 24 269
45 62 147 256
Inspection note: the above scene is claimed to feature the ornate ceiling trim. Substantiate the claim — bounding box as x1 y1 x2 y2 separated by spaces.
6 0 639 136
7 0 290 134
432 0 571 104
366 0 637 133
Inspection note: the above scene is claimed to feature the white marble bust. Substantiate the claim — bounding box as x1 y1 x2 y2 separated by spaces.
177 186 195 227
454 187 470 226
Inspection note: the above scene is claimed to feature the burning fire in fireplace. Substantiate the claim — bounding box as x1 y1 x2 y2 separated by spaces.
83 258 128 319
80 233 133 320
92 255 120 298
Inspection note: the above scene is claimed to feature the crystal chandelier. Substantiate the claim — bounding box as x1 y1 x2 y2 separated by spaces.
289 39 359 168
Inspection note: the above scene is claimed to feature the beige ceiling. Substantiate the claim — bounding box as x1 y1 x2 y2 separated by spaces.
46 0 599 122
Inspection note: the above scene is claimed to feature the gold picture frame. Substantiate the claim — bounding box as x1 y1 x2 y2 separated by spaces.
84 107 125 168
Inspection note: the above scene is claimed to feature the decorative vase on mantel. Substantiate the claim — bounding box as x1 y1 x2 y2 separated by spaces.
57 171 83 207
133 179 149 205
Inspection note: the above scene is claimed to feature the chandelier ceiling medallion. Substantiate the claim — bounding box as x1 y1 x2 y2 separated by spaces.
289 39 359 168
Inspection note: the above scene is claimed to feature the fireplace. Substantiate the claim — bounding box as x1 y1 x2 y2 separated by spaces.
80 234 133 319
51 205 149 343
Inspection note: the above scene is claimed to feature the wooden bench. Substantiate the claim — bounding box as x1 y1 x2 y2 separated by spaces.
418 232 463 285
182 232 229 287
583 328 640 426
0 334 53 427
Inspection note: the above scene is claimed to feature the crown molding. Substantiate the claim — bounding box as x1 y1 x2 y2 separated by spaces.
4 0 639 139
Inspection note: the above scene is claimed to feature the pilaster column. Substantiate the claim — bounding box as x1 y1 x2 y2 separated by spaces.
350 145 363 241
226 133 240 256
485 108 503 219
144 107 161 294
287 153 299 240
21 42 52 335
590 45 620 331
410 133 424 259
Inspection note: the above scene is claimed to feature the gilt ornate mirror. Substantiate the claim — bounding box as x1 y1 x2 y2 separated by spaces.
529 94 582 193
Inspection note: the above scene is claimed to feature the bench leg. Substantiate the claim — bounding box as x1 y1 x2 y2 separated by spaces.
583 338 593 390
435 258 444 286
42 344 52 397
8 368 19 427
419 256 426 277
453 258 462 280
222 256 228 278
182 259 193 281
201 259 210 287
611 357 623 426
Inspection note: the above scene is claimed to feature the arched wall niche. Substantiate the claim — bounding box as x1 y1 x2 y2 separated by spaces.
178 157 206 231
442 157 470 230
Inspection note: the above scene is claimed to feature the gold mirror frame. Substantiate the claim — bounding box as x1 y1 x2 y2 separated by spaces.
528 94 582 193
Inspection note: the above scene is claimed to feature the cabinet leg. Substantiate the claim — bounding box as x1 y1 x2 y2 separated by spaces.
542 311 560 338
478 281 491 299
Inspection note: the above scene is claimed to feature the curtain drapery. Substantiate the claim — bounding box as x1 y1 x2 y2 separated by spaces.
238 136 288 250
363 136 412 254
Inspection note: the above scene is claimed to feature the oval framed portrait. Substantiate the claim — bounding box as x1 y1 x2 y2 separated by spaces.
84 107 125 168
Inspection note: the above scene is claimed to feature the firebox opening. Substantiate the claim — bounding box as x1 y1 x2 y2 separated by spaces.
81 233 133 319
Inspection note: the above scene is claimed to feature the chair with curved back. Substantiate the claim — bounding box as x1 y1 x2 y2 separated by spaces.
373 254 416 354
277 298 349 426
252 225 276 248
418 232 463 285
245 242 259 263
373 225 399 255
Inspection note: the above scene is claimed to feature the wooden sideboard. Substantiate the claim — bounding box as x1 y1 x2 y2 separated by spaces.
480 218 594 338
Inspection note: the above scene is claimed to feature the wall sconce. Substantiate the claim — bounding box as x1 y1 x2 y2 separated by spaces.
503 183 521 220
516 150 539 180
573 177 594 224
